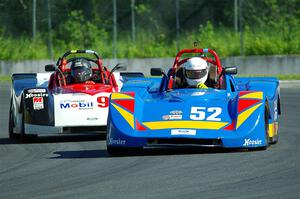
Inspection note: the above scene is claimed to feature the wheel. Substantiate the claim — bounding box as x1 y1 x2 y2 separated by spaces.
269 123 279 144
19 102 36 143
8 98 18 139
264 108 270 148
256 108 270 150
20 107 27 142
107 146 142 156
269 133 278 144
249 108 270 151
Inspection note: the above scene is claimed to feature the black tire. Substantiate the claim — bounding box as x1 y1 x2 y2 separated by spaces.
107 146 142 156
256 108 270 150
8 98 18 139
20 102 36 143
264 108 270 148
249 108 270 151
270 132 279 144
20 107 27 142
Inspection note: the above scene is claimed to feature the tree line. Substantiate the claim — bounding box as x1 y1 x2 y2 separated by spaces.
0 0 298 60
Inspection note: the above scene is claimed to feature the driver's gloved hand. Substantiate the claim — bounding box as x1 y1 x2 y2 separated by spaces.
197 82 208 89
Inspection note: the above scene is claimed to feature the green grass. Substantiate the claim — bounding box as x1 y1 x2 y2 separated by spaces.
0 23 299 60
0 75 10 82
276 74 300 80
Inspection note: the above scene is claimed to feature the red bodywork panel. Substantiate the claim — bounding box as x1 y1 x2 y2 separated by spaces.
60 83 115 95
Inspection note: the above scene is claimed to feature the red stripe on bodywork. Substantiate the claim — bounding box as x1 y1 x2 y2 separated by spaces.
136 120 147 131
224 120 235 130
113 99 135 113
239 91 253 97
238 99 261 113
123 92 135 98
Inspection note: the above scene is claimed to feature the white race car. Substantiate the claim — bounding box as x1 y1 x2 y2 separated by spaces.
8 49 135 141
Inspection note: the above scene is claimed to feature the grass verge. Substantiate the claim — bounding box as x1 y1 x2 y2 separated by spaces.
0 76 10 82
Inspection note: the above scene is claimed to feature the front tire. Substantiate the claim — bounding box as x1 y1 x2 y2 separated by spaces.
8 98 18 139
20 101 36 143
257 108 270 150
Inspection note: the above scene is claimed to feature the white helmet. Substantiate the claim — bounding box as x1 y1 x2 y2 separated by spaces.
183 57 208 87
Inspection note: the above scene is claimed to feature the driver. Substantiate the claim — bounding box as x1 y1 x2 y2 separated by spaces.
70 58 93 83
176 57 209 88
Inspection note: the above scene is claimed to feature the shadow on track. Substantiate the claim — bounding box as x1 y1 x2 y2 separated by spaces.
50 147 257 159
0 138 19 144
51 149 109 159
0 134 106 145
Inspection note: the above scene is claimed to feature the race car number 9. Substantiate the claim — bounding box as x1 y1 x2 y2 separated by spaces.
190 107 222 121
97 96 109 108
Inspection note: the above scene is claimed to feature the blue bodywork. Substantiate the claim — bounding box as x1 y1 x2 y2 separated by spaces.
107 75 280 150
106 49 280 151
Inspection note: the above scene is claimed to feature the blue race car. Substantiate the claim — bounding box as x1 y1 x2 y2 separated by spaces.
106 48 280 155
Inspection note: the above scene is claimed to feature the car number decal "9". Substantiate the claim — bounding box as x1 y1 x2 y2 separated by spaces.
190 107 222 121
97 96 109 108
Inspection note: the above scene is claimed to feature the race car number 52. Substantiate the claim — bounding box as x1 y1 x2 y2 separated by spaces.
190 107 222 121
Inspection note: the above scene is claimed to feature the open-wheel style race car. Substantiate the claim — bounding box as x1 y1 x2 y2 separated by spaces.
9 50 127 141
106 48 280 155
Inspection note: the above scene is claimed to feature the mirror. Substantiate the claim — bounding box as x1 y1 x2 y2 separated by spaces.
224 66 238 75
45 64 56 72
151 68 165 76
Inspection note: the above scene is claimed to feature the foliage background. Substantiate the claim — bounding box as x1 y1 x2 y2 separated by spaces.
0 0 299 60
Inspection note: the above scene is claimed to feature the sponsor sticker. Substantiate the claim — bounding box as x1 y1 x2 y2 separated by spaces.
27 89 46 93
86 117 98 121
162 115 182 120
33 97 44 110
72 93 86 96
171 129 196 136
243 138 262 146
26 93 48 99
170 110 183 115
60 99 93 110
108 138 126 145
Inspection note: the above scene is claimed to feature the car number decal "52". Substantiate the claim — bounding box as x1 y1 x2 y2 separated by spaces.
190 107 222 121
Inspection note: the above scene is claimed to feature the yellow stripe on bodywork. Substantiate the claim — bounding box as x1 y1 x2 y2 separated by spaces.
111 103 134 129
240 92 263 99
142 121 228 130
236 103 262 129
269 122 278 138
111 93 134 100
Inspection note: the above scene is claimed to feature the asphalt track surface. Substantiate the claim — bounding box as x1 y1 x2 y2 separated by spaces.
0 82 299 199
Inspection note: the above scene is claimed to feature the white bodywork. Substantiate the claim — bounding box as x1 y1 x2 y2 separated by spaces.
13 72 126 135
54 92 111 126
